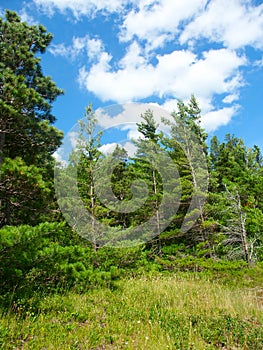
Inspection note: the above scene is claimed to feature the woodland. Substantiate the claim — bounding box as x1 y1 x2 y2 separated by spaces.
0 11 263 349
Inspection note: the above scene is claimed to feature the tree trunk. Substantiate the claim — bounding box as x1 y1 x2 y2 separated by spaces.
153 168 162 257
89 159 97 252
237 193 250 264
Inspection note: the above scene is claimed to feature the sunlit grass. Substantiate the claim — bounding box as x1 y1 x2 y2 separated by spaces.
1 274 263 349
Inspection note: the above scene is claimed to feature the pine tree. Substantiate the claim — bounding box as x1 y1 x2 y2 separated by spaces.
0 11 63 226
135 110 163 255
208 135 263 261
76 105 103 251
162 96 209 246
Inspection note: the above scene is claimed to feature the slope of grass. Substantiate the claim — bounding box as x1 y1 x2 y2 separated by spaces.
1 272 263 349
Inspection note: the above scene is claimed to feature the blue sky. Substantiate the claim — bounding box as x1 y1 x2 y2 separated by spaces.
1 0 263 151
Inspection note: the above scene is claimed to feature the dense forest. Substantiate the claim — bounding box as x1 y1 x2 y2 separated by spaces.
0 11 263 349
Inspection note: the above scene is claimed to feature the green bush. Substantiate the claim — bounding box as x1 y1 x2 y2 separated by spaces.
0 223 119 310
0 222 153 312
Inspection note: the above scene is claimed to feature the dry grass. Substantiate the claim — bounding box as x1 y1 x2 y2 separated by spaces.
1 274 263 349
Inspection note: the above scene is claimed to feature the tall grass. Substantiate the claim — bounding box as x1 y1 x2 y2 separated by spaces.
1 274 262 349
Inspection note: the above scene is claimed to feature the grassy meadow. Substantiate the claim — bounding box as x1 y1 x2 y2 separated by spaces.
1 270 263 350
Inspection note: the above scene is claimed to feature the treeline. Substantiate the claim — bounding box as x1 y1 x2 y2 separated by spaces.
0 11 263 307
57 99 263 263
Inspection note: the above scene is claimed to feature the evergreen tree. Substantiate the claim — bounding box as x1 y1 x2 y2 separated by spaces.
133 110 180 255
0 10 63 163
208 135 263 261
162 96 209 245
76 105 103 250
135 110 163 255
107 145 132 229
0 11 63 226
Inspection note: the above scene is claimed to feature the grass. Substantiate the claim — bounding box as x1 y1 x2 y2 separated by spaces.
1 272 263 349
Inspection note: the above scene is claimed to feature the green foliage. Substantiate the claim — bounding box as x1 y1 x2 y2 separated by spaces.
0 157 51 225
0 223 148 310
55 97 263 263
0 10 63 226
0 10 63 161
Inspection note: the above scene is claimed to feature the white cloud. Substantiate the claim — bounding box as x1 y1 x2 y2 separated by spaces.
78 46 246 105
101 138 170 158
119 41 147 69
120 0 207 49
86 38 104 61
160 95 213 115
99 142 119 154
33 0 134 18
72 36 88 51
78 48 155 102
32 0 263 51
68 131 78 148
49 43 70 57
77 45 246 131
95 103 171 129
49 35 104 62
120 124 143 140
94 103 172 157
223 93 239 104
53 150 67 165
171 49 246 99
180 0 263 49
254 57 263 67
123 141 137 157
201 105 239 132
99 141 137 157
157 97 239 132
35 0 263 133
19 8 37 24
53 130 79 165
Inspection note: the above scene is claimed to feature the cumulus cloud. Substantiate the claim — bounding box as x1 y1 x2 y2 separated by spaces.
201 106 239 132
35 0 263 132
120 0 206 49
77 45 155 102
78 45 246 105
180 0 263 49
119 41 147 69
31 0 263 52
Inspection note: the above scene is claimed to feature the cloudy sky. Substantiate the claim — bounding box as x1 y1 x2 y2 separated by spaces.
1 0 263 150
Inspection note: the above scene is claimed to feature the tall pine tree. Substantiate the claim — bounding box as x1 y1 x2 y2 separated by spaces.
0 11 63 226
